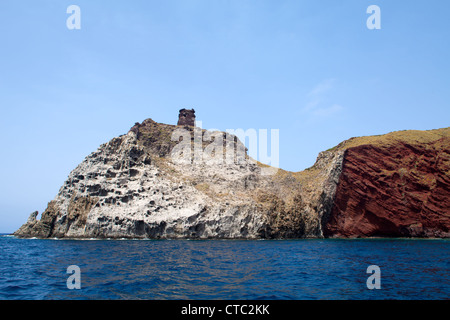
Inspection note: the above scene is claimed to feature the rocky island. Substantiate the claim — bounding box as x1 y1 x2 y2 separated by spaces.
14 110 450 239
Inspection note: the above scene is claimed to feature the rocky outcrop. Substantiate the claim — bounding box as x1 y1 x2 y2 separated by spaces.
323 131 450 238
14 117 450 239
14 119 289 239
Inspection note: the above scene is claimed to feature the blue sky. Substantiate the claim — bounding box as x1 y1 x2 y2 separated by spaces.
0 0 449 232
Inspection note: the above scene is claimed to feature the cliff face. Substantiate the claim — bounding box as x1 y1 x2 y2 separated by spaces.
14 118 450 239
14 119 314 239
323 130 450 238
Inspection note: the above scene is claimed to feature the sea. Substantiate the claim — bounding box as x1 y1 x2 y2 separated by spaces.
0 234 448 300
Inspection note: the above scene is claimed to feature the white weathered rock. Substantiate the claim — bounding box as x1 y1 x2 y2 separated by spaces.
14 119 344 239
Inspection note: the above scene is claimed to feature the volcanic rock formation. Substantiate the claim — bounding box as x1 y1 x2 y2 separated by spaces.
14 114 450 239
323 130 450 238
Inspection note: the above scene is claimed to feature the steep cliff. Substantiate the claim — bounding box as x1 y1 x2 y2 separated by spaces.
323 128 450 238
14 118 450 239
15 119 312 239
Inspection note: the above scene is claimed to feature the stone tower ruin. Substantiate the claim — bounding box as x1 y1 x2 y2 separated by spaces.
177 108 196 126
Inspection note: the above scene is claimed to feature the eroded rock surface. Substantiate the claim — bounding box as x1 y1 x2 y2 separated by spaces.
324 138 450 238
14 118 449 239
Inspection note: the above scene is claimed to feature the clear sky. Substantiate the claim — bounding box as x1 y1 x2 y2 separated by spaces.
0 0 449 233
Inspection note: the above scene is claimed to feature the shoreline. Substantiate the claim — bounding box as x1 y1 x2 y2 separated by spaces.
2 234 449 241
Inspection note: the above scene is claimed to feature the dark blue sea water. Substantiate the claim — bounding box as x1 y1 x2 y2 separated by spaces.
0 235 448 300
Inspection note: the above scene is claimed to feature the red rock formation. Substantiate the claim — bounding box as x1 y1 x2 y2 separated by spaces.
324 139 450 238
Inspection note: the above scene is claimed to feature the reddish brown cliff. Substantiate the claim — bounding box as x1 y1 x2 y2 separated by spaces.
323 129 450 238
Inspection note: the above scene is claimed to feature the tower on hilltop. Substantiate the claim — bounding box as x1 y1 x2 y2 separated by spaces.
177 108 196 126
